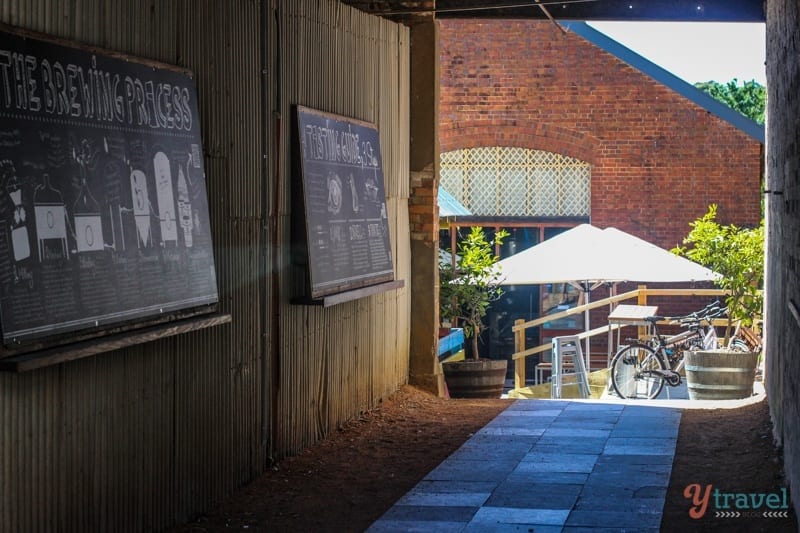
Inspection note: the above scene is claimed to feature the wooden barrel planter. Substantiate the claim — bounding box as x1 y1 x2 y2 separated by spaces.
684 349 760 400
442 359 508 399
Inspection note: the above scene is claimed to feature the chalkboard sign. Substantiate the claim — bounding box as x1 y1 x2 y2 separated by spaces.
0 27 218 344
296 106 394 299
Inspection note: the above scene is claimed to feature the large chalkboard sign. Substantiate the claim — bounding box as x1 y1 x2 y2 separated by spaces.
0 26 218 344
296 106 395 299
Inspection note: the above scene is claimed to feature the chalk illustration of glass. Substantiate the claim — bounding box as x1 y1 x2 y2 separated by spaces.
130 169 153 248
73 176 104 253
7 175 30 261
348 173 360 213
34 174 69 260
177 165 193 248
153 151 177 245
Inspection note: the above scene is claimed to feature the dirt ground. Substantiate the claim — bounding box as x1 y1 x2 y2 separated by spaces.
663 398 796 532
174 385 796 532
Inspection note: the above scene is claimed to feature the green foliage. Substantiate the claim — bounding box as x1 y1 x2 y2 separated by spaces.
439 227 508 360
672 205 764 345
694 79 765 124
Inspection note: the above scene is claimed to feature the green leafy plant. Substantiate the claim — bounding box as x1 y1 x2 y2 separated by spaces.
439 227 508 360
694 78 766 125
672 204 764 346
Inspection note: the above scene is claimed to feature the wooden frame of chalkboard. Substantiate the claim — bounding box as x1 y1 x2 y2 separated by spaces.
292 106 402 305
0 23 225 361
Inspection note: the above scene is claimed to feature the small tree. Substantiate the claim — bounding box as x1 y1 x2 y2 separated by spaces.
694 79 766 125
672 204 764 346
439 227 508 360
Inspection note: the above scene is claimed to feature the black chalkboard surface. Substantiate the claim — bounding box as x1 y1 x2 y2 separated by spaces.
296 106 394 299
0 27 218 344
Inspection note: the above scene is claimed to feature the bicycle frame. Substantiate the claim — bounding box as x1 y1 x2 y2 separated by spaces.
648 322 706 376
610 301 726 399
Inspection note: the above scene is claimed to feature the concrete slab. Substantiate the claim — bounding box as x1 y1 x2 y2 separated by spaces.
595 453 675 466
424 459 520 482
521 452 599 464
396 491 492 507
412 480 499 494
515 454 598 474
505 470 590 485
573 496 665 512
603 437 678 456
448 442 532 462
464 523 563 533
469 506 571 527
542 424 611 439
476 426 546 437
561 526 659 533
367 519 467 532
369 396 690 532
485 481 582 509
375 504 478 523
565 509 663 529
583 470 672 490
533 436 609 454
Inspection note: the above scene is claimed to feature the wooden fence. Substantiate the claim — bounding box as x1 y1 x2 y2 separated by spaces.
511 285 731 391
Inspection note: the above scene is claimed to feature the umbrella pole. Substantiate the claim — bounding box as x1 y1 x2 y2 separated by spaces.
584 282 590 370
607 282 616 367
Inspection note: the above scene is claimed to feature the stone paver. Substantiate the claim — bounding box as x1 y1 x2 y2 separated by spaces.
368 398 681 533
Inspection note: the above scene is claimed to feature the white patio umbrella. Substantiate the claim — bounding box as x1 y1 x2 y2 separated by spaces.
496 224 718 285
494 224 719 364
496 224 618 285
599 227 719 283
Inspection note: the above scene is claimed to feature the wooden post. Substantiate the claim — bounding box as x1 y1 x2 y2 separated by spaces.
514 319 526 389
637 284 647 340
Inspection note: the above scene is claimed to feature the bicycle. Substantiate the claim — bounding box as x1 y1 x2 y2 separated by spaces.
609 301 729 399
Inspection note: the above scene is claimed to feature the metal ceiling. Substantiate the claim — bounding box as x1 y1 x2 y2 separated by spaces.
340 0 765 24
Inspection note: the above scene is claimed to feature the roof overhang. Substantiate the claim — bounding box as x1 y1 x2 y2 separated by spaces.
340 1 765 24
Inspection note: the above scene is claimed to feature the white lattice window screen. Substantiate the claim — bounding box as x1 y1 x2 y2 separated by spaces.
440 147 590 217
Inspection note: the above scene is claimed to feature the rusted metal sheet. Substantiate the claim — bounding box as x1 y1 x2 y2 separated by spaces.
274 0 410 458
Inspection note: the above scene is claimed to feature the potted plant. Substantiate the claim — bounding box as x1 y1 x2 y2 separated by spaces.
439 226 508 398
673 204 764 400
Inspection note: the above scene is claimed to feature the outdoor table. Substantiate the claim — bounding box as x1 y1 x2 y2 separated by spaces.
607 304 659 366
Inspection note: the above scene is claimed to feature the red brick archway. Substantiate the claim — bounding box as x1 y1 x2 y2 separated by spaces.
439 119 600 165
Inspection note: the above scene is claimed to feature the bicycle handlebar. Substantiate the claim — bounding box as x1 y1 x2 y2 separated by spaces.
655 300 728 326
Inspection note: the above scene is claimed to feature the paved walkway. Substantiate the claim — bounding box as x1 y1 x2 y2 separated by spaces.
368 398 682 532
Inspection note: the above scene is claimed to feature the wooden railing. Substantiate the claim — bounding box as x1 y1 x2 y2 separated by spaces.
511 285 729 390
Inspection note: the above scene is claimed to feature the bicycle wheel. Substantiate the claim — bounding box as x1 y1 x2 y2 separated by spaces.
611 344 667 399
730 338 751 352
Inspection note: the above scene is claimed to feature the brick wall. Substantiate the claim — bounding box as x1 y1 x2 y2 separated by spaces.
439 19 762 249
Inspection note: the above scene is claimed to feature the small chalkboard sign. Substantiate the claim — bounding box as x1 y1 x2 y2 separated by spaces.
0 26 219 345
295 106 395 300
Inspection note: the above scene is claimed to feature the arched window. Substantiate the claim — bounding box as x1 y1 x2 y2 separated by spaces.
440 147 590 217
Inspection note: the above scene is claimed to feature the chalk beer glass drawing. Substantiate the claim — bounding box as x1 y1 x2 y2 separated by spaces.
73 180 104 252
177 164 193 248
153 151 178 246
5 167 30 262
130 169 153 248
34 174 69 260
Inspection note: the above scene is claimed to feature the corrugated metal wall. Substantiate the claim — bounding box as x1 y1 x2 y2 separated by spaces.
274 0 410 456
0 0 410 531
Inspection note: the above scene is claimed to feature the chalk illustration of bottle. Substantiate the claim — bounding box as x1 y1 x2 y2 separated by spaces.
34 174 69 260
348 174 360 213
177 165 193 248
153 151 178 245
7 173 30 261
73 176 104 253
130 169 153 248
